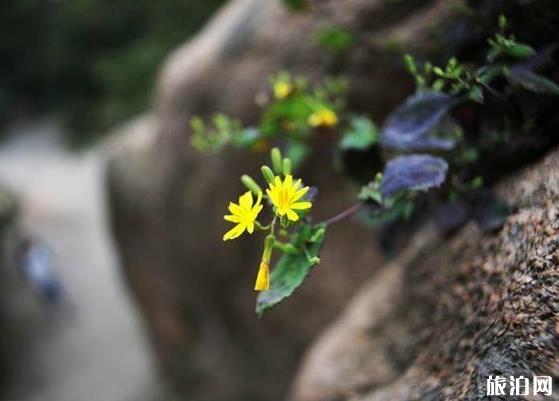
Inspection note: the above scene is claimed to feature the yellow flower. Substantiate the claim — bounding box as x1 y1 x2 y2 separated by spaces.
223 191 263 241
254 235 274 291
266 175 312 222
307 108 338 127
254 261 270 291
273 81 294 100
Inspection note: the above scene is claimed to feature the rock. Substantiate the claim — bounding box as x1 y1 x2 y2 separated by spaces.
290 148 559 401
0 187 23 390
106 0 493 400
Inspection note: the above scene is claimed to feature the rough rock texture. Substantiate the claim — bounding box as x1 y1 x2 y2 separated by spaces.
106 0 479 400
291 148 559 401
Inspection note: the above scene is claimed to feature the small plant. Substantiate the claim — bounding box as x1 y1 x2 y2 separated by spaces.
191 71 346 169
315 26 354 54
192 15 559 316
282 0 307 12
222 147 324 315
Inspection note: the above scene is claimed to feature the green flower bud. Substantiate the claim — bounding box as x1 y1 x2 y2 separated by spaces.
261 165 275 184
241 174 262 195
282 158 292 175
271 147 283 174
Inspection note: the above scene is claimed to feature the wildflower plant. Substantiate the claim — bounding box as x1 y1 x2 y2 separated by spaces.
192 71 345 169
195 15 559 316
222 147 325 313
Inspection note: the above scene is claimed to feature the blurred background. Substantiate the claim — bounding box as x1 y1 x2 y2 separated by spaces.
1 0 224 147
0 1 223 400
1 1 558 401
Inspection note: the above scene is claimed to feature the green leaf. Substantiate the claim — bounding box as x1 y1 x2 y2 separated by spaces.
404 54 417 75
361 197 415 227
359 172 383 204
256 224 326 316
359 184 382 205
498 15 507 31
231 128 260 148
505 43 536 59
316 26 354 54
468 85 484 103
507 69 559 95
259 93 314 137
285 142 311 170
339 116 379 150
283 0 307 12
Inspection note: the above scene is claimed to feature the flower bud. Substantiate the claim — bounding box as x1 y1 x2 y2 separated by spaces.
255 235 275 291
241 174 262 195
282 158 292 175
271 147 283 174
261 165 275 184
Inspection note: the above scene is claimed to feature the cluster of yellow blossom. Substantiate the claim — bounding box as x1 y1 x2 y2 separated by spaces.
223 171 312 291
307 108 338 128
273 81 294 100
272 73 338 128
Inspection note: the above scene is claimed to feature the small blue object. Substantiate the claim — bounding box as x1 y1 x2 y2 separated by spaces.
18 240 64 304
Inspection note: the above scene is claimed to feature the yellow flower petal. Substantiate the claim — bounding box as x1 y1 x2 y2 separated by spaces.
286 209 299 221
228 202 243 215
266 174 312 222
308 113 321 127
274 82 293 100
291 201 312 210
247 221 255 234
239 191 253 209
292 186 309 201
308 109 338 127
222 191 263 241
284 174 293 190
223 224 245 241
254 261 270 291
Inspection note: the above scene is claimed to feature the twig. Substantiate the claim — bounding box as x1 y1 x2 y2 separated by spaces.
321 202 365 226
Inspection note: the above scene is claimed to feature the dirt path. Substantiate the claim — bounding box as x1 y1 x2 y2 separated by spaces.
0 120 162 401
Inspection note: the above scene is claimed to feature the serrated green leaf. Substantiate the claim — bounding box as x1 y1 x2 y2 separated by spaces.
256 224 326 316
339 116 379 150
507 70 559 95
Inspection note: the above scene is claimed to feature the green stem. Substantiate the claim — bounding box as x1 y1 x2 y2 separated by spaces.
255 221 271 231
273 241 299 255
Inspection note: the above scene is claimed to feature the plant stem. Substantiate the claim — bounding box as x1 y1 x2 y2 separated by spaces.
321 202 365 226
256 221 271 231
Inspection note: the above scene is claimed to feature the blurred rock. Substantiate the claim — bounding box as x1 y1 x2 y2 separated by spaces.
291 148 559 401
0 186 21 390
106 0 485 400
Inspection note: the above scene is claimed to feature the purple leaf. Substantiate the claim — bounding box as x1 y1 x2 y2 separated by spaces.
381 91 454 150
507 68 559 95
382 154 448 199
